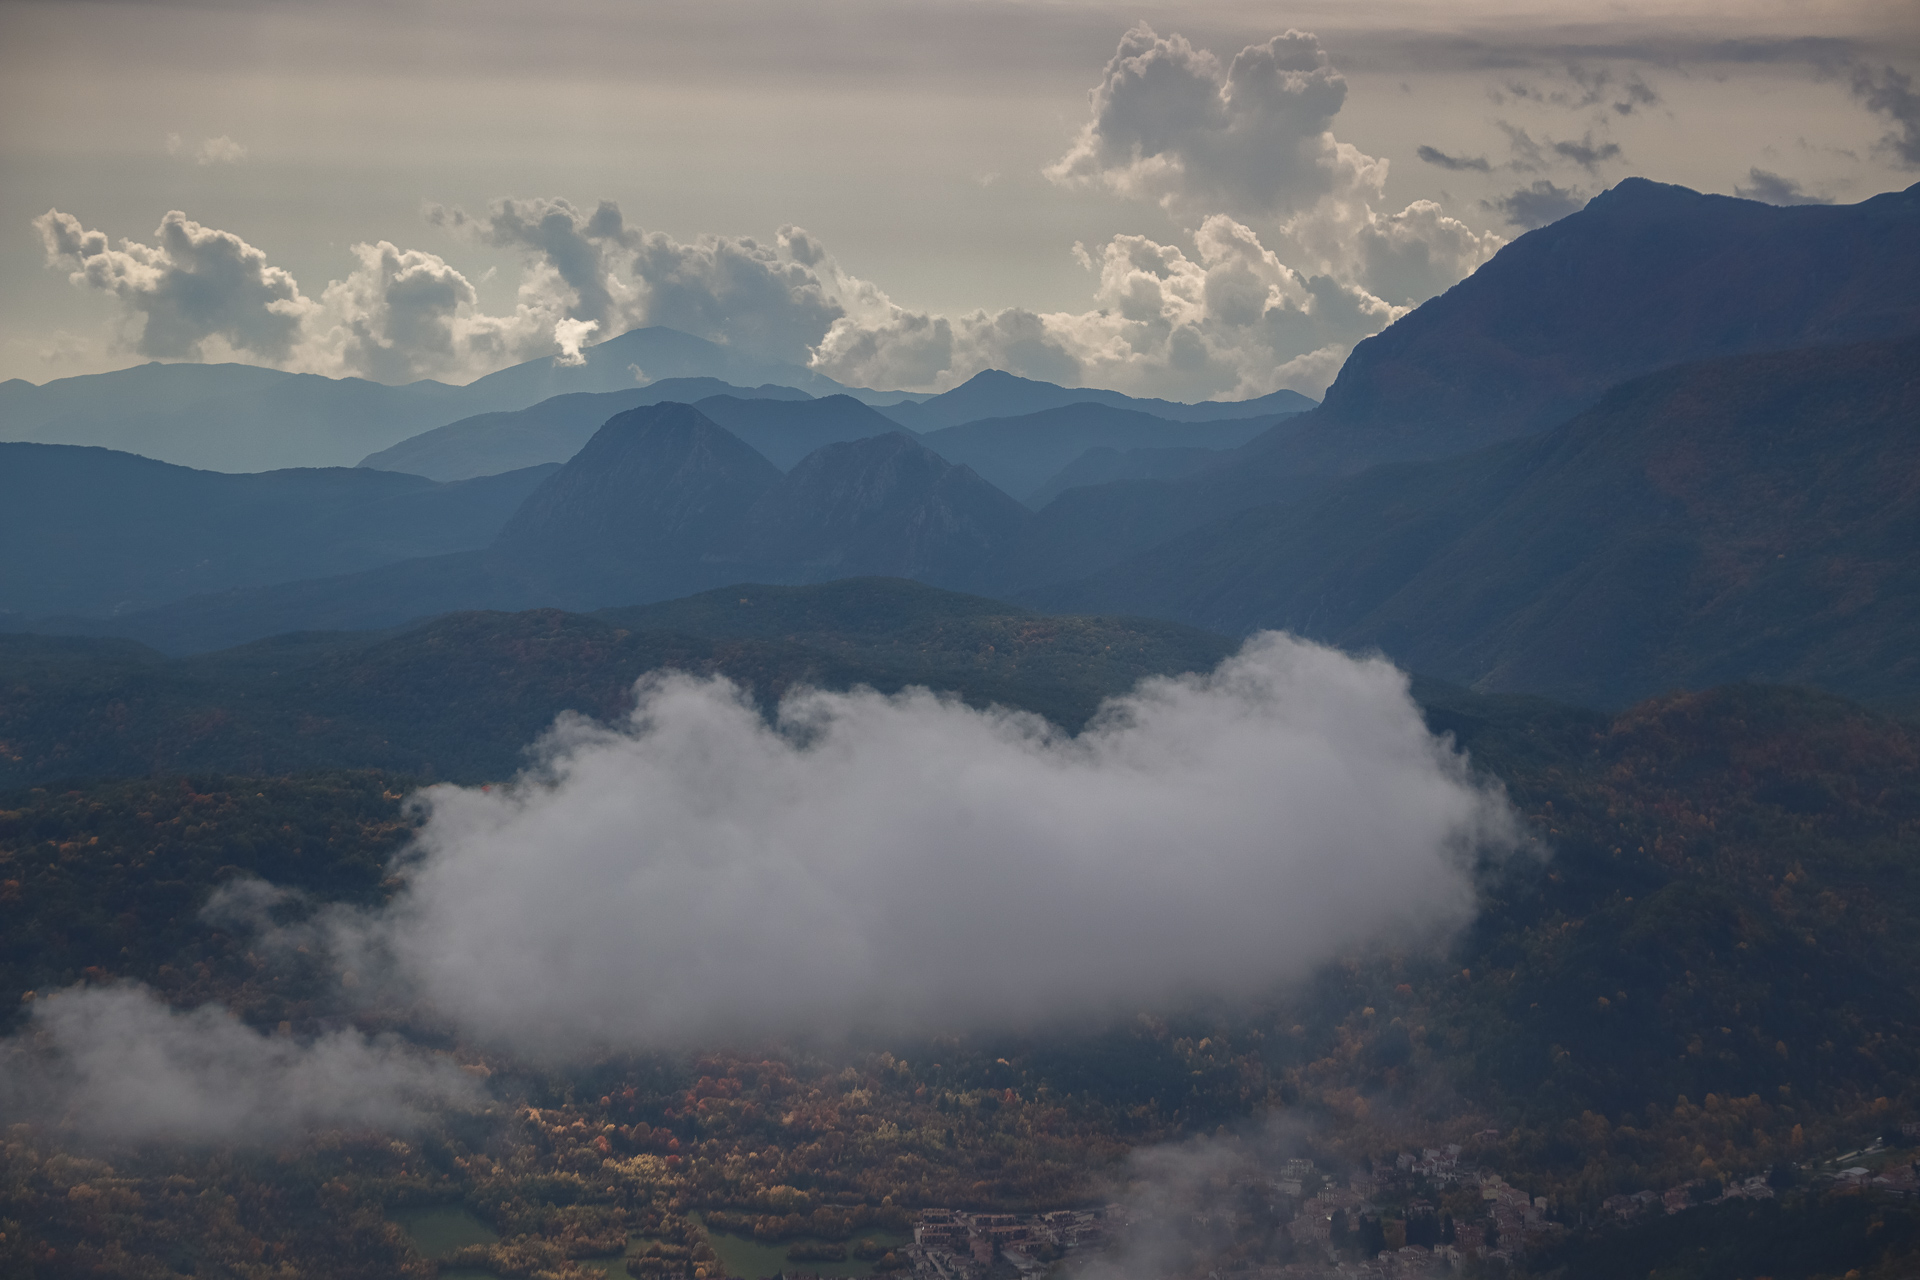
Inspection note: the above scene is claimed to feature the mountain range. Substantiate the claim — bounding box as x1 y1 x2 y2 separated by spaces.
1008 177 1920 568
10 178 1920 717
0 444 555 619
1037 335 1920 709
0 327 1312 475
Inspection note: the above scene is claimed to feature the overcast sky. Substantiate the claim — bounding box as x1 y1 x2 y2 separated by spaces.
3 0 1916 395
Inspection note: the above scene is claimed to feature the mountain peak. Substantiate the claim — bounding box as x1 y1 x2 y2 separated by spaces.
724 431 1032 588
494 402 781 560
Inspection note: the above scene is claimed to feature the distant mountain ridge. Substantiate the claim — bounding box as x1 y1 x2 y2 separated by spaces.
721 432 1033 590
0 443 556 619
878 369 1316 431
355 379 813 480
1036 336 1920 710
988 178 1920 583
2 325 1316 477
916 404 1273 501
1224 177 1920 490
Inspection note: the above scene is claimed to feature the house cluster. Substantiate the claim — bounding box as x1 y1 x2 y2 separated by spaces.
906 1206 1110 1280
1602 1145 1919 1225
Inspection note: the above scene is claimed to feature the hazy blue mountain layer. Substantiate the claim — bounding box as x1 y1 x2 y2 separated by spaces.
0 327 844 473
492 400 784 578
0 443 556 619
688 394 904 469
449 324 845 405
917 403 1271 499
877 368 1316 431
1024 444 1223 508
1035 337 1920 710
0 362 473 474
720 432 1034 591
355 379 811 479
32 409 1031 651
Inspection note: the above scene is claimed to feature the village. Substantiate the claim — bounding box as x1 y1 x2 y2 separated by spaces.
870 1128 1920 1280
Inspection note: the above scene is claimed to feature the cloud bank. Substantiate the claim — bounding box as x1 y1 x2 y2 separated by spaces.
2 984 478 1143
317 633 1520 1057
30 26 1511 400
813 26 1503 397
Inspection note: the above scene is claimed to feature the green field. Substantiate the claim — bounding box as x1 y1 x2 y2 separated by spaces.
393 1203 501 1275
694 1219 910 1280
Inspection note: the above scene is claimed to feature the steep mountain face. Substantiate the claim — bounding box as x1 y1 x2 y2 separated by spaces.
1006 179 1920 584
917 403 1272 499
357 380 810 480
1256 178 1920 472
0 443 557 618
495 402 783 566
877 369 1315 431
1038 336 1920 710
723 432 1033 589
689 394 902 468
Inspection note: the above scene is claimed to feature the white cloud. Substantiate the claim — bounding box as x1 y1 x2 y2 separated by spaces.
429 198 868 367
2 983 478 1144
1045 26 1375 221
971 25 1503 394
313 633 1517 1057
34 208 312 363
32 203 869 383
811 216 1404 399
305 238 555 382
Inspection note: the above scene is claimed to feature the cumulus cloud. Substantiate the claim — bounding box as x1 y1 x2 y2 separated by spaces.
1735 168 1832 205
1487 180 1587 229
298 634 1519 1057
812 216 1408 400
34 27 1514 399
429 198 868 367
1019 26 1503 395
32 203 868 384
305 238 553 382
1 984 478 1144
1046 26 1380 221
34 208 311 363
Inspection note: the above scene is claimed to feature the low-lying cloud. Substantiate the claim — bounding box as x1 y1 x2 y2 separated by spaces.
2 984 478 1143
0 635 1520 1141
326 633 1518 1056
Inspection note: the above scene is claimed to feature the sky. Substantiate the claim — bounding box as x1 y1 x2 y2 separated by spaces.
3 0 1917 398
